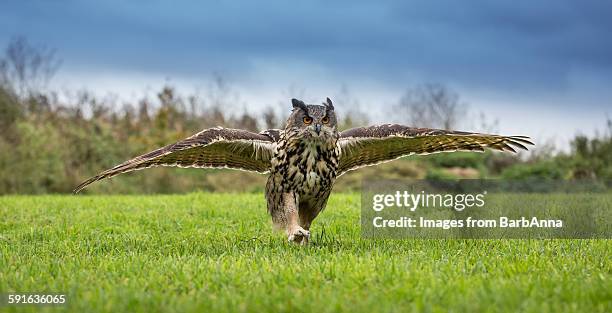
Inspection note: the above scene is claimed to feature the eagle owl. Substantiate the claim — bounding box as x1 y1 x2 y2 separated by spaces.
75 98 533 245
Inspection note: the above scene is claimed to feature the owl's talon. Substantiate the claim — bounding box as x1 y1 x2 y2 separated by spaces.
287 227 310 244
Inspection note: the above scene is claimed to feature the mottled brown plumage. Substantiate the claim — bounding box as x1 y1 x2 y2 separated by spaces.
73 127 277 193
337 124 532 175
75 97 533 244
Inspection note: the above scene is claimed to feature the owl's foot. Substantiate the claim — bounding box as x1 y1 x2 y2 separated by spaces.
287 226 310 245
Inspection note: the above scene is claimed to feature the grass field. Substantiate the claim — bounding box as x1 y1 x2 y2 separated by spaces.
0 193 610 312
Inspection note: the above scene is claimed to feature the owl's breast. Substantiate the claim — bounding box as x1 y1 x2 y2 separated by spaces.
271 138 339 193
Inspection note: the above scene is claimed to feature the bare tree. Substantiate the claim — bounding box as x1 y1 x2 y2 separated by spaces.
234 111 258 131
333 84 369 130
396 83 466 130
474 111 499 133
262 106 281 129
0 36 61 98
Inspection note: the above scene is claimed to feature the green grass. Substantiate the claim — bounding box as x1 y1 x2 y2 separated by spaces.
0 194 610 313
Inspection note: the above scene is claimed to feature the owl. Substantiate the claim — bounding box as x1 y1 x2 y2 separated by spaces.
75 98 533 245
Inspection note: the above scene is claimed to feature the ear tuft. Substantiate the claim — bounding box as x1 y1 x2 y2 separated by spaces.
325 97 334 110
291 98 307 111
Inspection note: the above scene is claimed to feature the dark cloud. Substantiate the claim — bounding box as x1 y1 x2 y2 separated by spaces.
1 0 611 98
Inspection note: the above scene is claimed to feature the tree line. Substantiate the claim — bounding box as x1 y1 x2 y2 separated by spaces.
0 37 610 194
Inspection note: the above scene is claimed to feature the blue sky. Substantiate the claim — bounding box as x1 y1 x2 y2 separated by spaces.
2 0 612 149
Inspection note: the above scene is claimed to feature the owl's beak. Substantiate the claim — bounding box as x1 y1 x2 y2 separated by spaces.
314 124 322 135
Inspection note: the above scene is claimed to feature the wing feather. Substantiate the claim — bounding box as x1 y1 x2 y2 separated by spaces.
337 124 534 175
74 127 278 193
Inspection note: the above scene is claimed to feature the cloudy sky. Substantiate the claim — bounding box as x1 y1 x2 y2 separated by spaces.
1 0 611 149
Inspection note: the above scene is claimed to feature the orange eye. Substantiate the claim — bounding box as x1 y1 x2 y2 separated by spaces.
303 116 313 124
321 116 329 124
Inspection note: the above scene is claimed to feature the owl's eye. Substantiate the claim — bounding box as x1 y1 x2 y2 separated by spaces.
321 116 329 124
303 116 313 124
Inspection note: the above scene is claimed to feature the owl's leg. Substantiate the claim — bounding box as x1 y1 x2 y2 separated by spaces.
281 192 310 245
296 192 331 245
297 207 316 246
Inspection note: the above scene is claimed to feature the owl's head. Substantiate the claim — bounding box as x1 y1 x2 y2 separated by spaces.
286 98 338 139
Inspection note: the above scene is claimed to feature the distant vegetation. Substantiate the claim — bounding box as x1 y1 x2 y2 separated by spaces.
0 37 610 194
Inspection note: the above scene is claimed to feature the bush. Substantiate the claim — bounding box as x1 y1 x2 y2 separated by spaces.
421 152 486 169
425 168 461 180
501 160 567 180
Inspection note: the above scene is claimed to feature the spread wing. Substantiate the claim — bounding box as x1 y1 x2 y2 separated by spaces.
337 124 534 175
74 127 279 193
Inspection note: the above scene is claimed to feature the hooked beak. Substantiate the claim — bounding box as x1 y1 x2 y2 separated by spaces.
314 124 322 135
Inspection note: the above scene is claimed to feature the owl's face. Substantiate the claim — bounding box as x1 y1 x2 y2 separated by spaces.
286 98 338 140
